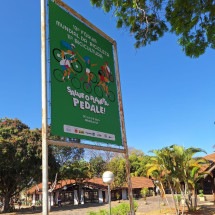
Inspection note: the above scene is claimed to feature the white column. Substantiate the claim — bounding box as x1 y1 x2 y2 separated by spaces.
74 190 79 205
80 189 84 204
98 190 103 203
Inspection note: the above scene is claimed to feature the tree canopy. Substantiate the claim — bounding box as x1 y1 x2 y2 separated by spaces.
89 156 107 177
90 0 215 58
146 145 209 213
0 118 42 212
0 118 61 212
51 145 84 167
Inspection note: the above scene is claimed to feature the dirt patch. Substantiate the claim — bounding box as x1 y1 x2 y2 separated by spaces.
140 205 215 215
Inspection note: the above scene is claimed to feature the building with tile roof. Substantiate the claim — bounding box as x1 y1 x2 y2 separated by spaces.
27 177 154 206
201 152 215 200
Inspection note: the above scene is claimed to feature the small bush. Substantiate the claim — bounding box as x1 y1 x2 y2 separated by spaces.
98 209 108 215
141 188 149 199
199 190 204 197
88 212 98 215
88 201 138 215
112 203 129 215
174 195 181 202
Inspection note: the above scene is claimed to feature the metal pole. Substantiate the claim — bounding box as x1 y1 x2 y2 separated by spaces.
113 41 135 214
124 147 135 215
114 42 135 215
108 184 111 215
41 0 48 214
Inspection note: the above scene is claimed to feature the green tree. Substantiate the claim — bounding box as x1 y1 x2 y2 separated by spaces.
89 156 107 177
108 156 126 188
147 145 209 214
90 0 215 58
60 160 90 181
60 160 90 204
140 187 149 202
128 149 150 177
146 148 172 208
0 119 51 212
51 145 84 166
167 145 208 211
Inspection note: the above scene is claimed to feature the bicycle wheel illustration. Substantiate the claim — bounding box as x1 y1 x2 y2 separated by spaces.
83 82 92 94
109 74 114 82
108 90 115 102
71 60 82 73
94 85 103 98
90 72 98 83
53 69 64 82
71 76 81 89
53 48 61 62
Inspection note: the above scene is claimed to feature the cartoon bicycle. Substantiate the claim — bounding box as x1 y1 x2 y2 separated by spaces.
82 72 98 94
94 70 115 102
53 48 83 73
53 68 81 89
94 84 115 102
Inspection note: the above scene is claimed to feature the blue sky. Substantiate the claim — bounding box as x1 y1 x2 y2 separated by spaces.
0 0 215 156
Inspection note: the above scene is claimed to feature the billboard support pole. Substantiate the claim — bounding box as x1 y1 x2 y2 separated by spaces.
124 143 135 215
113 41 135 215
41 0 49 214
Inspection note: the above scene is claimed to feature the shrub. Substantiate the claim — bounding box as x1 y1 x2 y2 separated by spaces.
141 188 149 200
199 190 204 197
88 212 98 215
88 201 138 215
112 203 129 215
174 195 182 203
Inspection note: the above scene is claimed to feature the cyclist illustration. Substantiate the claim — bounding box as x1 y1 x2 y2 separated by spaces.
53 40 83 73
100 62 114 82
94 69 115 102
53 41 81 87
79 56 98 94
97 70 109 95
80 56 97 84
58 51 76 81
101 62 110 76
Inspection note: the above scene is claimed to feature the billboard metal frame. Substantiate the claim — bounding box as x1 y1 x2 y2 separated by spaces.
41 0 134 214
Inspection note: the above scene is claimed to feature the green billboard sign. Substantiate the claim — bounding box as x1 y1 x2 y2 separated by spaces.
49 1 123 146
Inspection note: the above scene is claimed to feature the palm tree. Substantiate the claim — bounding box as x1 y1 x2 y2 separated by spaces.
146 145 209 214
168 145 208 211
146 149 172 209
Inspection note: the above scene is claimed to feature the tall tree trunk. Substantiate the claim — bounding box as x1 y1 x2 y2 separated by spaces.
160 181 170 207
3 194 10 213
179 186 185 215
184 181 191 211
212 177 215 202
192 189 197 211
168 180 179 215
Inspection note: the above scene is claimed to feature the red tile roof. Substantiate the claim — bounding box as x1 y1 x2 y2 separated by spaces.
204 153 215 162
27 177 154 194
125 177 154 189
27 179 76 194
86 177 154 189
